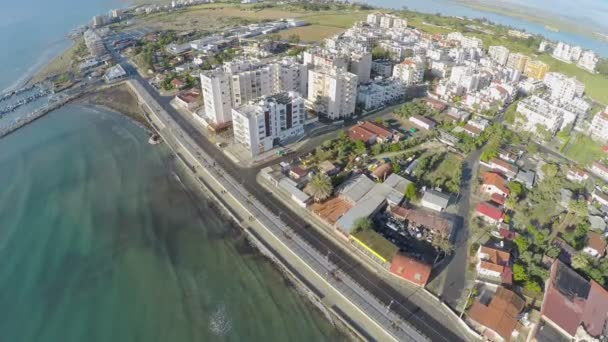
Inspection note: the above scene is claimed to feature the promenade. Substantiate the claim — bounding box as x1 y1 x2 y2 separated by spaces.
127 79 431 342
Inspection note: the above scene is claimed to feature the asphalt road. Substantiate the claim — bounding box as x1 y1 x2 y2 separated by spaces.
114 52 466 341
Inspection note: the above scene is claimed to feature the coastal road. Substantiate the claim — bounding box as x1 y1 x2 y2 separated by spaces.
114 52 468 341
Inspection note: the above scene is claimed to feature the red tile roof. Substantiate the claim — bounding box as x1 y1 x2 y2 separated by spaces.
359 121 392 139
463 124 482 135
490 193 506 205
389 253 432 286
390 206 451 236
348 125 376 143
499 228 516 240
592 161 608 173
490 158 518 174
479 245 510 266
476 202 504 221
467 287 525 341
482 172 510 196
581 281 608 337
410 115 436 128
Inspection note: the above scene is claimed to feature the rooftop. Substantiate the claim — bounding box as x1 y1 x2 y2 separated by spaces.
389 253 432 286
476 202 504 221
468 287 525 341
421 189 450 208
351 229 398 263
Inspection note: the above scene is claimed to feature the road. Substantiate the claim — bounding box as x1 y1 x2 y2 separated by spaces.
112 47 468 341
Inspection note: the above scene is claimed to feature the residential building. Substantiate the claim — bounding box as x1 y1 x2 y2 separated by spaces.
278 178 310 208
488 45 510 66
591 161 608 182
408 113 436 129
349 52 372 84
303 49 349 70
83 29 107 57
523 59 549 80
543 72 585 103
577 50 598 73
389 253 432 286
475 202 505 225
231 92 305 156
515 169 535 189
566 167 589 183
538 260 608 341
589 107 608 142
477 244 511 284
357 78 405 111
390 206 452 238
348 121 396 144
467 287 525 342
481 172 510 198
200 69 232 126
552 42 582 62
174 89 201 111
228 63 281 108
103 64 126 82
420 189 450 212
307 66 358 120
277 57 308 96
488 158 518 179
367 13 406 29
505 53 529 73
392 57 425 86
371 60 394 78
583 231 606 258
592 188 608 207
515 95 578 135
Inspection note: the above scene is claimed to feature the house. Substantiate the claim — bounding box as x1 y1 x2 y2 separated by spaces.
289 166 308 180
490 193 506 206
583 231 606 258
390 206 453 238
591 161 608 182
422 97 447 112
348 125 377 144
498 150 519 164
591 189 608 207
515 169 535 188
481 172 510 198
445 107 470 122
477 244 512 285
467 287 525 342
170 78 186 89
409 115 436 130
318 160 339 176
278 178 311 208
488 158 518 179
354 121 396 144
476 202 505 225
463 124 482 137
420 189 450 212
566 168 589 183
538 260 608 341
389 253 432 286
371 163 393 182
174 89 201 111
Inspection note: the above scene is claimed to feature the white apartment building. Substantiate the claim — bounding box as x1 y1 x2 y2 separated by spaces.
392 56 425 86
577 50 598 73
371 60 394 78
200 69 233 126
303 49 349 70
446 32 482 49
488 45 510 66
589 107 608 142
543 72 585 103
232 92 305 156
430 60 453 78
367 13 407 29
357 79 405 111
552 42 583 62
515 95 579 135
349 51 372 84
307 66 358 120
276 57 308 96
229 64 281 108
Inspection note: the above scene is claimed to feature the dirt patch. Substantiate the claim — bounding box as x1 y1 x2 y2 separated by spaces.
77 83 151 130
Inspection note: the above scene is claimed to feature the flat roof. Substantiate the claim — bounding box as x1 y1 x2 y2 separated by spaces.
351 229 397 263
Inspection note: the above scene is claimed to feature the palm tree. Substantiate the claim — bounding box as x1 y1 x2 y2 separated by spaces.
308 173 333 202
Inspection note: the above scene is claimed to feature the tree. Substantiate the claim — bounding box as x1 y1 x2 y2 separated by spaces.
541 163 559 178
354 140 367 155
513 264 528 282
308 173 333 202
514 235 529 253
404 183 417 201
371 47 390 60
524 280 542 293
392 163 401 174
508 182 523 198
288 34 300 44
572 253 590 270
352 217 373 233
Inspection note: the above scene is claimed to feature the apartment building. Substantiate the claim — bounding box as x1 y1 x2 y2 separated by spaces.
349 51 372 84
515 95 578 135
589 107 608 142
488 45 510 66
232 92 305 156
505 53 529 73
523 59 549 80
200 69 233 126
307 66 358 119
276 57 308 96
543 72 585 103
392 56 425 86
357 79 405 111
552 41 582 62
367 12 407 29
577 50 598 73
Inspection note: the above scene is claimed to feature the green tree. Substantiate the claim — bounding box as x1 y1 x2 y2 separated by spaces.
541 163 559 178
392 163 401 174
308 173 333 202
371 47 390 60
514 235 529 253
352 217 373 233
524 280 542 293
508 182 523 198
513 264 528 282
404 183 417 201
572 253 590 270
354 140 367 155
287 34 300 44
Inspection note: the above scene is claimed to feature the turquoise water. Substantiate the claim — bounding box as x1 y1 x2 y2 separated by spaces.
0 105 341 342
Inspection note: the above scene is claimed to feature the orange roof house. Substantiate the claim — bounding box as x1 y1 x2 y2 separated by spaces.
389 253 432 286
467 287 525 342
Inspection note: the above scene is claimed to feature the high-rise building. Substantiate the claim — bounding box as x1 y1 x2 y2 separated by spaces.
589 107 608 142
232 92 305 156
543 72 585 103
506 53 529 73
392 56 425 86
228 64 281 108
366 12 406 28
307 66 358 120
276 57 308 96
523 59 549 80
488 46 510 66
83 29 107 57
200 69 232 126
349 51 372 84
577 50 598 73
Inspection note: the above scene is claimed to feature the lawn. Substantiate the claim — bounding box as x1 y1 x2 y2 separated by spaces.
301 12 369 28
351 229 398 263
564 134 605 166
278 25 345 42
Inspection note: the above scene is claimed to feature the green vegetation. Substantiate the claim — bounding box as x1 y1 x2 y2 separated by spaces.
565 134 604 166
394 101 439 119
352 217 373 233
413 151 463 193
278 25 344 42
404 183 418 201
308 173 333 202
351 229 398 262
372 47 390 60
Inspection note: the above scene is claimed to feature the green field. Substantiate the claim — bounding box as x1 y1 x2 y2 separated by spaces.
278 25 345 42
564 134 605 165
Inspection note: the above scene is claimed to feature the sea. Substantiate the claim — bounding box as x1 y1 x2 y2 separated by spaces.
0 1 342 341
